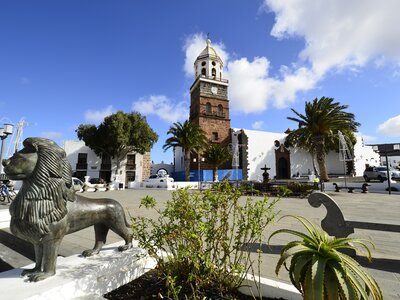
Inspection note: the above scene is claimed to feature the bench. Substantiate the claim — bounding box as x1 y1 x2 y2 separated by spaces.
332 182 370 193
308 192 400 239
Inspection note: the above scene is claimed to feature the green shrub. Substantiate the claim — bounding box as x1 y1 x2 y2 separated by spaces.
286 181 315 195
269 215 382 300
239 183 261 195
131 181 278 299
276 185 293 197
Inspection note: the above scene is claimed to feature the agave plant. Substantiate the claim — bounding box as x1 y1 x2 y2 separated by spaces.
268 215 382 300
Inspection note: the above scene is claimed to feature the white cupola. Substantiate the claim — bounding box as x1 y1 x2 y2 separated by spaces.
194 37 224 81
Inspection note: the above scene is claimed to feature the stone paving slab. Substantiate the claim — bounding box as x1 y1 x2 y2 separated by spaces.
79 189 400 299
1 188 399 298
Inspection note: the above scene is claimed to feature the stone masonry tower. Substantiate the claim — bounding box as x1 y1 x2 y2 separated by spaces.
189 38 231 146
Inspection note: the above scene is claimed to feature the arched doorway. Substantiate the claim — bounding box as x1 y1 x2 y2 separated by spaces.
275 144 291 179
277 157 289 179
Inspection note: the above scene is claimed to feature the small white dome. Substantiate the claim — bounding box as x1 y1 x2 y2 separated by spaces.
194 38 224 80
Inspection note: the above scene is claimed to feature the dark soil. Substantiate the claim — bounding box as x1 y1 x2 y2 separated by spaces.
104 269 285 300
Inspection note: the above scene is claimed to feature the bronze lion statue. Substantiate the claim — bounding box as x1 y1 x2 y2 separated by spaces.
2 137 132 281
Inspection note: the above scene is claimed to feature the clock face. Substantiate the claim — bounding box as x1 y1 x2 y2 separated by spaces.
211 86 218 95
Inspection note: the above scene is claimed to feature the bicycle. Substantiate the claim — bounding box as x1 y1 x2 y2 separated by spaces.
0 182 16 203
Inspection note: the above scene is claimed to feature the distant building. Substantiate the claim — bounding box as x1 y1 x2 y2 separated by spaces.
173 38 379 181
63 140 151 186
234 129 379 180
151 162 174 177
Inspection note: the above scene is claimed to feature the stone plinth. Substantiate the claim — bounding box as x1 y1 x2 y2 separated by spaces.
0 241 156 300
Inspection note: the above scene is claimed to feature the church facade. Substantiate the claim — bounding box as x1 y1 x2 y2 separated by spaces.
174 39 379 181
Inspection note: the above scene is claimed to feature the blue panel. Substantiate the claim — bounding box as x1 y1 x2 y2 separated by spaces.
172 169 242 182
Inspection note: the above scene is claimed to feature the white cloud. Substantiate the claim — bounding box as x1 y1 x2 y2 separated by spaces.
378 115 400 137
183 33 319 113
227 57 273 113
265 0 400 75
132 95 188 123
357 132 377 143
252 120 264 130
183 33 229 78
184 2 400 114
84 105 114 123
41 131 62 139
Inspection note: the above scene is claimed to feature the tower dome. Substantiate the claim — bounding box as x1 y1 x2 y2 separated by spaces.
194 37 224 80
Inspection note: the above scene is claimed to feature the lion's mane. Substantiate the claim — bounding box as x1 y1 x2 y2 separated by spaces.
10 137 75 237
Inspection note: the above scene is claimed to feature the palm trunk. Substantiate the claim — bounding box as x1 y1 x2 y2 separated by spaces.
310 151 319 177
184 150 191 181
314 135 329 181
213 167 218 182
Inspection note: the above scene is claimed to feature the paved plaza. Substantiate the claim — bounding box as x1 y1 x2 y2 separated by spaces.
1 188 400 299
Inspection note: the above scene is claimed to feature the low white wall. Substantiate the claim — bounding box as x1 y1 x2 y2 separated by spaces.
128 181 201 190
0 239 302 300
0 241 156 300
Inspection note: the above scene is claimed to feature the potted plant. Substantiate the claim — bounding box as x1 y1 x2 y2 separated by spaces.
268 215 382 300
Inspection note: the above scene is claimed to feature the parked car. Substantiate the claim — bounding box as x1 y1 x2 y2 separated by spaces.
144 174 174 183
389 167 400 181
363 166 400 182
89 178 106 184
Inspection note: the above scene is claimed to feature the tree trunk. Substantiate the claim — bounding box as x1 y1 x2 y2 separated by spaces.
314 135 329 181
310 151 319 177
184 150 191 181
115 158 121 182
213 167 218 182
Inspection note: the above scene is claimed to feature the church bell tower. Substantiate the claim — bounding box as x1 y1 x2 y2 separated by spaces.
189 37 231 146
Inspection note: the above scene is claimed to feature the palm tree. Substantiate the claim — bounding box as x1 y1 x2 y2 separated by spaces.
203 144 231 182
163 120 207 181
286 97 360 181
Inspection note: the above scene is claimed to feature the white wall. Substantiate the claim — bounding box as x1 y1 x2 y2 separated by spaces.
243 129 286 180
63 140 101 179
289 147 316 176
63 140 146 183
242 130 380 179
352 136 380 175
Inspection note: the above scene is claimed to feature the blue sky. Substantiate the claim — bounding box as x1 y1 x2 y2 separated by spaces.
1 0 400 163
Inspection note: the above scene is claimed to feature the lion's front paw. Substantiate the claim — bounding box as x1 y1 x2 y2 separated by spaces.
21 268 40 276
118 243 132 252
82 249 99 257
27 272 55 282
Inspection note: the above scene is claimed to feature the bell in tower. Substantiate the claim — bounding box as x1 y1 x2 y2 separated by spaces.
194 37 224 81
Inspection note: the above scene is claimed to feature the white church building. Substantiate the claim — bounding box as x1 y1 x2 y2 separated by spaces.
173 38 380 181
233 129 379 181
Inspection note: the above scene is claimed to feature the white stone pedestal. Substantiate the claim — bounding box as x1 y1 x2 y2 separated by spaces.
0 241 156 300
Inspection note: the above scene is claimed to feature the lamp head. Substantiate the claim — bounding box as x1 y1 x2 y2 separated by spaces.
3 123 13 135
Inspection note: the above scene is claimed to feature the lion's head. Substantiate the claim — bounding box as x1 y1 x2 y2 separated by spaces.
3 137 75 236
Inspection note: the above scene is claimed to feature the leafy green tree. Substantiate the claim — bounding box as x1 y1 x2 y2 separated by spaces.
163 120 207 181
203 143 231 182
76 111 158 178
286 97 360 181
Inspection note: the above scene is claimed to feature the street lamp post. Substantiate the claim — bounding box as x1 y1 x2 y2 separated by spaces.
0 123 14 174
193 154 205 190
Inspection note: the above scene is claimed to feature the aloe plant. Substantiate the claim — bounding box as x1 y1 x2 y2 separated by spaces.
268 215 382 300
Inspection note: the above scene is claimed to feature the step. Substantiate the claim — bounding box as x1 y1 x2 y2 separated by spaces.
0 242 33 272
